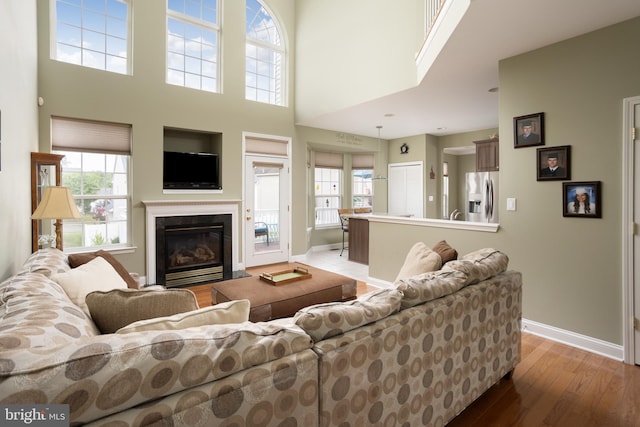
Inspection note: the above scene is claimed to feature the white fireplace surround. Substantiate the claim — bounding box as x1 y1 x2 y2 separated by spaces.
143 200 241 284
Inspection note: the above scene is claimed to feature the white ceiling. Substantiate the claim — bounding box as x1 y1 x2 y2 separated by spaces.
296 0 640 140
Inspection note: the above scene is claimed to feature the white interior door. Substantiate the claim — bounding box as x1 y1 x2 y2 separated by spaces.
388 161 424 218
633 102 640 365
244 155 290 268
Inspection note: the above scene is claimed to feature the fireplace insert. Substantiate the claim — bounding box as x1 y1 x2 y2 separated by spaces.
156 214 232 287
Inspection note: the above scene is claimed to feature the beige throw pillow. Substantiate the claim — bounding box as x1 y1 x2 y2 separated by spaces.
68 250 139 289
85 288 200 334
116 299 251 334
51 256 128 314
395 242 443 282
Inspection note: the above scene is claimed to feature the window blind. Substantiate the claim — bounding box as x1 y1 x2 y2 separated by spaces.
315 152 343 169
352 153 374 169
246 136 288 156
51 116 132 155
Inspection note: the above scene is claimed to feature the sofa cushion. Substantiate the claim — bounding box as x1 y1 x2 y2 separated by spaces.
0 272 100 348
395 242 443 281
86 288 200 334
0 321 313 424
395 268 469 309
68 250 139 289
432 240 458 264
51 256 128 315
444 248 509 285
18 247 70 278
294 288 403 342
116 299 250 333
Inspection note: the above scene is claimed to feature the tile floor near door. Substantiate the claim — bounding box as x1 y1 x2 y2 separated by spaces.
294 247 373 286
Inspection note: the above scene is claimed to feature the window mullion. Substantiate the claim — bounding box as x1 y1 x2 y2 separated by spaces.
167 10 219 31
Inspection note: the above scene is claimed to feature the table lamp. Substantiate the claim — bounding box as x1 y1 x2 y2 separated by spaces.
31 186 82 250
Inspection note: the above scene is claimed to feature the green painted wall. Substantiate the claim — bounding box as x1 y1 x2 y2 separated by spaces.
370 17 640 345
35 0 297 272
3 1 639 349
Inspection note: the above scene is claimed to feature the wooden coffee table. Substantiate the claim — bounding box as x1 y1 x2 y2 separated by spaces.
211 263 357 322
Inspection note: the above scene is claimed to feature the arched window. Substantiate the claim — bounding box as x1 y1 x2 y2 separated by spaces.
246 0 286 105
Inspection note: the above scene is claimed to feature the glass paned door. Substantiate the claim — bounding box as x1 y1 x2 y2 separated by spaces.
244 155 289 267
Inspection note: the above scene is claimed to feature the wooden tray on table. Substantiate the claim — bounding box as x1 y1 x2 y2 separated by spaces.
259 266 312 286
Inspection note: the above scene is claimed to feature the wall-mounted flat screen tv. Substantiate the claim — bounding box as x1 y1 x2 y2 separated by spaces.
163 151 221 190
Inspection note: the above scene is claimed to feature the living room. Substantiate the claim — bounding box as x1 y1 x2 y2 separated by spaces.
1 0 640 393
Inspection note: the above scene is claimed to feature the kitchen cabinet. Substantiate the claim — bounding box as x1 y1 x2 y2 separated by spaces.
474 138 499 172
348 216 369 265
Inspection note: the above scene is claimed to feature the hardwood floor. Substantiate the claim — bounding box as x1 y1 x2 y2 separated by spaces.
189 267 640 426
448 333 640 427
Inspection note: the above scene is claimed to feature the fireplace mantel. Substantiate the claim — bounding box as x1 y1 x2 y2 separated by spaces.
143 200 241 284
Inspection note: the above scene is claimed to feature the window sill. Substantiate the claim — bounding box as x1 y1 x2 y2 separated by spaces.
65 245 138 255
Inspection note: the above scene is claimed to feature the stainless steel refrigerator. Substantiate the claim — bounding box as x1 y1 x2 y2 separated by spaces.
465 172 499 223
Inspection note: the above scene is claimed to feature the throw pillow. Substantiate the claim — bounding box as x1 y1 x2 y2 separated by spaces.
394 242 443 282
51 256 128 314
432 240 458 264
85 288 200 334
116 299 251 334
68 250 139 289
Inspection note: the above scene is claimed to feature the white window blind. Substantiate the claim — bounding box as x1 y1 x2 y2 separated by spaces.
315 152 343 169
352 153 374 169
51 116 132 155
246 137 288 156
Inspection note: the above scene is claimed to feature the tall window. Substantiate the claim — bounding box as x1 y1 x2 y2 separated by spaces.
246 0 285 105
352 154 374 208
167 0 220 92
315 168 342 227
52 117 131 251
53 0 131 74
314 152 344 227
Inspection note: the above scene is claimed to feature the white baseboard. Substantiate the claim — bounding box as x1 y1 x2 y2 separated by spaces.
365 277 393 289
522 318 624 361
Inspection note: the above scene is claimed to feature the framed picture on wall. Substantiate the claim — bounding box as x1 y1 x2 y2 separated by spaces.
563 181 601 218
514 112 544 148
537 145 570 181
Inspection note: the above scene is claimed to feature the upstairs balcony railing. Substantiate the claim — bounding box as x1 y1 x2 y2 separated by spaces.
425 0 447 39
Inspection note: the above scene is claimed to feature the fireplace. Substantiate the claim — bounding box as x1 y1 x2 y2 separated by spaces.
143 200 240 286
155 214 232 287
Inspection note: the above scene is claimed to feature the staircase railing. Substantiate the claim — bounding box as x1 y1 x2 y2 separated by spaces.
425 0 447 39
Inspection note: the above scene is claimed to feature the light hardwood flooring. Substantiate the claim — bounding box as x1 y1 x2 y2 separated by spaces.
448 333 640 427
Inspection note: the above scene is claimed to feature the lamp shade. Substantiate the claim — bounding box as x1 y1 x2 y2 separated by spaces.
31 186 82 220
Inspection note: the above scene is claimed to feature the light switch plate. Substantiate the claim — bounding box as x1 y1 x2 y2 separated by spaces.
506 198 517 211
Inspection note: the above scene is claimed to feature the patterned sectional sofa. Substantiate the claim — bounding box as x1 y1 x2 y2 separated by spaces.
0 247 521 426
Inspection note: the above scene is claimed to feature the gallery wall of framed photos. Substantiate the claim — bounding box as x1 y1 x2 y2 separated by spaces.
514 111 601 219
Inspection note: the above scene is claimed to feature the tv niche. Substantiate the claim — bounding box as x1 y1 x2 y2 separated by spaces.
163 127 222 191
